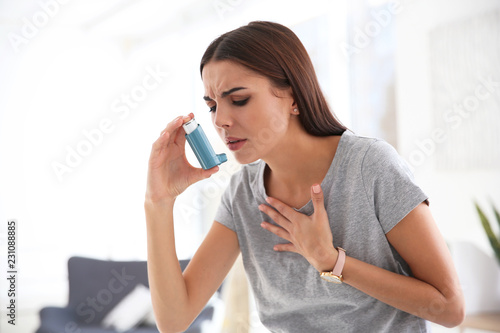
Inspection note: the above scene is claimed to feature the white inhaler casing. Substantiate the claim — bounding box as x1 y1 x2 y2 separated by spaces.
183 118 227 170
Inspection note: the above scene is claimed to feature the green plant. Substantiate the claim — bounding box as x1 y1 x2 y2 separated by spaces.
474 202 500 266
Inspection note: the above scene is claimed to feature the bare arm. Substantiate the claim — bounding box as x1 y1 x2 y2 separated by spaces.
145 114 239 332
343 203 465 327
146 200 239 332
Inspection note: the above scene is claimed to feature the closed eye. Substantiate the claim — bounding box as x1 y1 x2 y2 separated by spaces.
232 97 250 106
208 97 249 113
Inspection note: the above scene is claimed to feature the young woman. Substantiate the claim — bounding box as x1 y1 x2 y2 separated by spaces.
145 21 464 332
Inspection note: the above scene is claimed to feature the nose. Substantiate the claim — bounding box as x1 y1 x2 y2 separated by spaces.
213 104 232 129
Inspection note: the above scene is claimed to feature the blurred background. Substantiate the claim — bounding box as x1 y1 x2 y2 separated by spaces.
0 0 499 332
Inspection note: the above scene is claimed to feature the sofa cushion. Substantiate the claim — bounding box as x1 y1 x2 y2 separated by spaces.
102 284 152 332
68 257 149 325
67 256 189 325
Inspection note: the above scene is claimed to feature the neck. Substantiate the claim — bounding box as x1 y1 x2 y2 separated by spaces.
262 122 342 190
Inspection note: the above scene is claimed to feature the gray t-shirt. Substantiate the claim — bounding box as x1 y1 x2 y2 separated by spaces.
214 131 430 333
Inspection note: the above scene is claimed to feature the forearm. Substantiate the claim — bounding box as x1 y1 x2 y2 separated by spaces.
145 199 191 332
342 256 464 327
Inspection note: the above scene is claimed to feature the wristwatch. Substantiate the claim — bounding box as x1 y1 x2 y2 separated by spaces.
320 247 346 284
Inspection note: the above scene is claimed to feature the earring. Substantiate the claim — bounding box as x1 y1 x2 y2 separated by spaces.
293 108 298 113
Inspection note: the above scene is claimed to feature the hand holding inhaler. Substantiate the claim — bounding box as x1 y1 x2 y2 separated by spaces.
183 117 227 169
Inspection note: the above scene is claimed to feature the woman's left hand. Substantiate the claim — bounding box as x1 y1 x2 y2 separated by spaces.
259 184 338 272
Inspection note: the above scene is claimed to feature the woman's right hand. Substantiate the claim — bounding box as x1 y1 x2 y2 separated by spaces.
145 113 220 204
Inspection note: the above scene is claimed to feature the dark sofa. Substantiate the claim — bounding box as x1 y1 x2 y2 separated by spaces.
36 256 220 333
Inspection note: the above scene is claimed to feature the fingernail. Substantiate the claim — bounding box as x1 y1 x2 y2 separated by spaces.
260 222 265 228
312 184 321 194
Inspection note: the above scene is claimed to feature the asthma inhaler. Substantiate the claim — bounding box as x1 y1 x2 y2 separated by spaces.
183 118 227 170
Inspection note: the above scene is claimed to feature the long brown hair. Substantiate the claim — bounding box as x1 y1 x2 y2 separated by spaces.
200 21 347 136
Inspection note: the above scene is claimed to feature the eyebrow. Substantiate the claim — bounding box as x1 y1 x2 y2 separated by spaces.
203 87 247 101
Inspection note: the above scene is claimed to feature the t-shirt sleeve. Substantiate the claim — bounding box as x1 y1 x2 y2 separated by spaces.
214 173 237 232
361 140 429 234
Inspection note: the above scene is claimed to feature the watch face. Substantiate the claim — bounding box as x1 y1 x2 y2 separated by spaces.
320 273 343 284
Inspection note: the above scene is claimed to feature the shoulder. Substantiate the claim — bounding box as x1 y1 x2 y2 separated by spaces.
338 132 390 168
339 131 379 159
362 139 412 179
341 131 405 169
222 159 264 196
240 159 264 177
339 132 413 184
228 159 262 183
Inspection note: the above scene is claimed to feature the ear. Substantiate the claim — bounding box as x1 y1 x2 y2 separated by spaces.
283 87 298 115
291 92 299 115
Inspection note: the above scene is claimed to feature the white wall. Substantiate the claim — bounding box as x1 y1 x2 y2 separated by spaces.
394 0 500 253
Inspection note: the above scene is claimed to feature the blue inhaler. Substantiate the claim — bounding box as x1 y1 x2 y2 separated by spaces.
183 118 227 170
